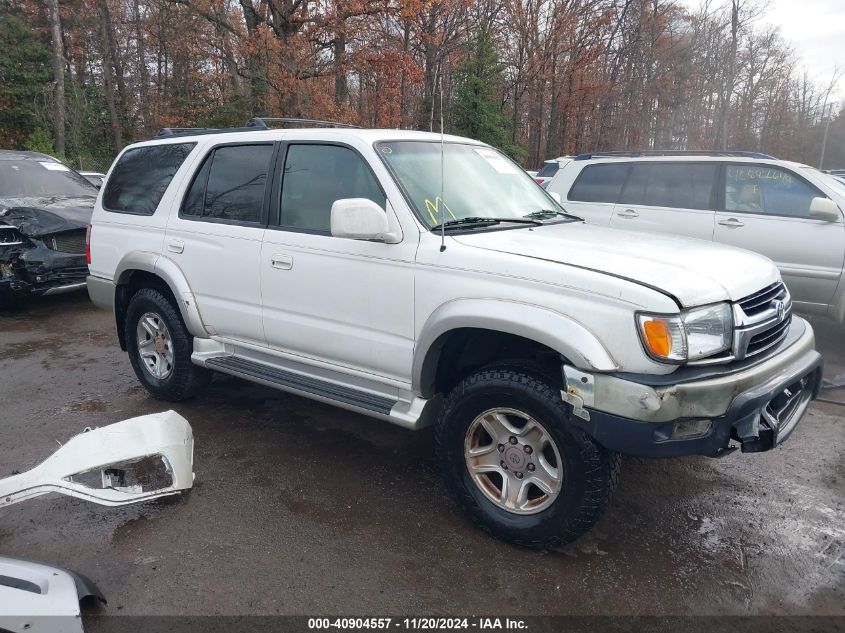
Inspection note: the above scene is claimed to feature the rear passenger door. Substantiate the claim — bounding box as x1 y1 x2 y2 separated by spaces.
610 162 718 241
165 142 276 346
558 162 629 225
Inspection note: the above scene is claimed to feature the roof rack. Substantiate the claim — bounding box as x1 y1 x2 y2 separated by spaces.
154 117 361 139
573 150 775 161
245 117 361 130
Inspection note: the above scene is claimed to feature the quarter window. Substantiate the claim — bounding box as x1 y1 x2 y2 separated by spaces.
724 165 821 217
180 144 273 224
103 142 195 215
568 164 629 203
620 163 717 210
280 144 385 232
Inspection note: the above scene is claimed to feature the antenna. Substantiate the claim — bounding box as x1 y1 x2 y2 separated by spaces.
439 72 446 253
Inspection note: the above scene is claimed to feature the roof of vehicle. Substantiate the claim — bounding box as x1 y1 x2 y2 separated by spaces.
134 127 484 150
0 150 60 162
566 152 809 168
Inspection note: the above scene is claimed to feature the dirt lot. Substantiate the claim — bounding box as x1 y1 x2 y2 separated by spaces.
0 292 843 618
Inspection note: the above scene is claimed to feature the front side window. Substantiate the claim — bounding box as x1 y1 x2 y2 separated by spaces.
620 163 717 210
377 141 568 229
725 165 822 217
181 144 273 223
103 142 195 215
280 144 385 232
569 163 629 203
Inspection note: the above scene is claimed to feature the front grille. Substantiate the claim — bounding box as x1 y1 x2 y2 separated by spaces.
746 313 791 357
46 230 86 254
738 281 787 316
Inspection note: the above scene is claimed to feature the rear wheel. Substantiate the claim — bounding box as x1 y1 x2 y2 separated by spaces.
125 287 211 401
435 367 620 548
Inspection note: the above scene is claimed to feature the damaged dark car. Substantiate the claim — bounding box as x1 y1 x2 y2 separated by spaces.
0 150 96 303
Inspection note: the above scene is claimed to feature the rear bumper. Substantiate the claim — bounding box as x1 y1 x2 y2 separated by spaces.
86 275 115 311
564 317 822 457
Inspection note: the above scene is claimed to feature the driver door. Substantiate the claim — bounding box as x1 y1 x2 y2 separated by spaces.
260 143 417 384
713 163 845 310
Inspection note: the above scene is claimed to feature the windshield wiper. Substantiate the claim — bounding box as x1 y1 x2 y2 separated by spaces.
430 217 541 232
523 209 581 222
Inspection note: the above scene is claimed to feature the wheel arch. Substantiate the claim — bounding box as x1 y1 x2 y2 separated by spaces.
413 299 618 398
114 252 208 350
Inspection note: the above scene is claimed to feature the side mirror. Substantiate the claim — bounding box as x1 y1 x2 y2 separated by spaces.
331 198 391 241
809 197 840 222
549 191 562 204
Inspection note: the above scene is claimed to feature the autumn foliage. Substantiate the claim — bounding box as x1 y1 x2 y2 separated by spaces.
1 0 843 169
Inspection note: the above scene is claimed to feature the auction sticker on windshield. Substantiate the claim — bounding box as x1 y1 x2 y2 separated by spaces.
39 162 70 171
473 148 518 175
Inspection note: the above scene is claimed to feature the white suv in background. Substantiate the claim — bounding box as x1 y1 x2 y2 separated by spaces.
533 156 574 187
87 125 821 548
547 151 845 322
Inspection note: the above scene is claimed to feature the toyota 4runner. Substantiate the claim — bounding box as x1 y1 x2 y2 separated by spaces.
86 120 822 548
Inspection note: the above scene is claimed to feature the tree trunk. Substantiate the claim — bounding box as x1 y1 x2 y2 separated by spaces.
334 31 348 107
134 0 150 134
45 0 65 154
717 0 739 151
97 0 124 151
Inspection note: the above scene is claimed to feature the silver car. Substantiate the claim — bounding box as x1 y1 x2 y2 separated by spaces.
547 151 845 322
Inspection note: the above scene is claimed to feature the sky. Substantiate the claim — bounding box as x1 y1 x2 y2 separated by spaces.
765 0 845 101
684 0 845 102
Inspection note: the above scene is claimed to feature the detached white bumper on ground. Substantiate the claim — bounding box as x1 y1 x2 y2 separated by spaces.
0 410 194 508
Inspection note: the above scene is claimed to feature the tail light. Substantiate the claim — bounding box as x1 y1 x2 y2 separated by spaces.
85 224 92 265
535 178 543 185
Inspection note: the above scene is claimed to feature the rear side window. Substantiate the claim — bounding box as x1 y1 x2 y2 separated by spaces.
536 162 559 178
181 144 274 224
620 163 717 210
568 163 629 203
280 144 385 233
103 143 195 215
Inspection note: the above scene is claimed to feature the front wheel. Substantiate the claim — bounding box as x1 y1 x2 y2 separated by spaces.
435 367 620 549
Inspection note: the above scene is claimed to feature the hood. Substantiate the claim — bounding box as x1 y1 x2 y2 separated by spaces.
452 222 780 307
0 195 95 237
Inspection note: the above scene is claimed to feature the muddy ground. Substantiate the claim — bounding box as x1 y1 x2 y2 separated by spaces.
0 293 842 619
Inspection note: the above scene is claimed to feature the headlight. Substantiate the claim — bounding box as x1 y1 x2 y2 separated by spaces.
637 303 732 363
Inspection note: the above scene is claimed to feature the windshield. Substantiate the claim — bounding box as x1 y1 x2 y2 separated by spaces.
818 172 845 197
536 162 559 178
0 159 98 198
376 141 570 229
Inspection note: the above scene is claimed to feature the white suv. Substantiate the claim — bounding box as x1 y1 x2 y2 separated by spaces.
87 123 822 548
547 151 845 322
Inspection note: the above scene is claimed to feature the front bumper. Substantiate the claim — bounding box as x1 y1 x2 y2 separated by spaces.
0 244 88 298
564 317 822 457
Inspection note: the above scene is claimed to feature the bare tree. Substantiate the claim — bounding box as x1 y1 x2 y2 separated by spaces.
45 0 65 154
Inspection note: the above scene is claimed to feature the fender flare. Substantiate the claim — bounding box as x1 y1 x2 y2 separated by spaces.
412 298 618 397
115 252 209 338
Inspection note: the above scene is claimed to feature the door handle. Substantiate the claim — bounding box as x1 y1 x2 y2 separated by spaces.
167 239 184 254
616 209 639 218
718 218 745 228
271 253 293 270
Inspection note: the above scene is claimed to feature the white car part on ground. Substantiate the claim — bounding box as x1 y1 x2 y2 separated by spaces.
0 556 106 633
0 410 193 508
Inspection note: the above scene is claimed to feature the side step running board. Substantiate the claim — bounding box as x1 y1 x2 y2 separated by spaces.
205 356 397 416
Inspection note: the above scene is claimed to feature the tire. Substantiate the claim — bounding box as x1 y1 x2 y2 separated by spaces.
435 367 620 549
125 287 212 401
